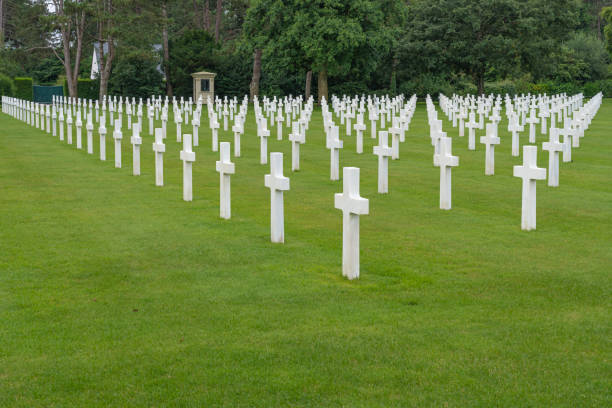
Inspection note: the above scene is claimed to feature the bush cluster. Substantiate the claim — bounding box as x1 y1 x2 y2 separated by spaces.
14 77 33 101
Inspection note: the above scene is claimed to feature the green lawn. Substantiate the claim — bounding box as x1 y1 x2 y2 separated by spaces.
1 99 610 407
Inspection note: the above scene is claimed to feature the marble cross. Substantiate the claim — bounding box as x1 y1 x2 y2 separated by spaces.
66 113 73 145
354 113 366 154
86 111 94 154
289 121 304 172
389 119 401 160
113 119 122 168
434 137 459 210
526 109 539 143
99 122 107 161
558 120 573 163
539 105 549 135
131 122 142 176
542 128 563 187
508 113 524 157
334 167 369 280
345 109 354 136
369 108 377 139
327 126 343 181
465 111 478 151
52 106 57 137
209 116 220 152
513 145 546 231
480 123 500 175
192 115 200 147
264 152 290 243
276 110 284 140
148 105 154 136
175 111 183 143
127 102 132 130
153 128 165 186
75 111 83 149
230 119 242 157
161 109 168 139
216 142 236 219
373 130 393 193
258 118 271 164
180 133 196 201
45 105 51 133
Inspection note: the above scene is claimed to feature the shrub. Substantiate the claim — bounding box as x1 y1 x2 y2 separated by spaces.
31 57 64 85
0 51 26 78
77 78 99 100
399 74 452 98
168 30 218 98
0 73 15 97
109 51 164 98
564 32 610 82
14 77 33 100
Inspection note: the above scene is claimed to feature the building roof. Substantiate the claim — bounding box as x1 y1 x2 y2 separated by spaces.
191 71 217 78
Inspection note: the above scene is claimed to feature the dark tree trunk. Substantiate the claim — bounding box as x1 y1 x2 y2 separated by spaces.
249 48 262 101
305 70 312 100
193 0 201 28
214 0 222 42
98 1 114 101
0 0 4 48
475 72 484 96
162 2 173 97
203 0 211 32
317 68 328 104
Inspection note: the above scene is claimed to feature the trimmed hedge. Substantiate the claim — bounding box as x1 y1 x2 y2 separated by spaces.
77 78 99 100
14 77 33 101
61 78 100 100
0 73 15 97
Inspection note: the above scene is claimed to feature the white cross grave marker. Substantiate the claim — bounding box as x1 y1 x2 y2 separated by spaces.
434 137 459 210
354 113 366 154
131 122 142 176
66 113 73 145
216 142 236 219
113 119 122 168
86 111 94 154
480 123 500 175
542 128 563 187
180 133 196 201
513 145 546 231
264 152 290 243
75 111 83 149
289 121 304 171
465 111 478 150
373 130 393 193
99 122 107 161
334 167 369 280
526 109 539 143
153 128 165 186
328 126 343 181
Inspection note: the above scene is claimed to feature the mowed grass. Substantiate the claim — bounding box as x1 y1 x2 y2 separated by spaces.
0 98 610 407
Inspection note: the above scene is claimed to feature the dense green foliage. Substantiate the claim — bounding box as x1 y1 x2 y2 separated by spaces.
31 58 65 85
1 0 610 99
77 79 100 101
0 74 15 98
108 52 163 98
13 77 33 101
167 30 218 98
1 100 611 406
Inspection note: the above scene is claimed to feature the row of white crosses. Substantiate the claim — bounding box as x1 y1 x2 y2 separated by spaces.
321 94 417 192
3 90 601 278
431 91 602 230
3 94 245 224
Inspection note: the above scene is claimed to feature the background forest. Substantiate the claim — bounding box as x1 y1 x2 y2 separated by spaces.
1 0 612 101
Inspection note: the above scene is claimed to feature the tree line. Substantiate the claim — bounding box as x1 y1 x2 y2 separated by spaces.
0 0 611 101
